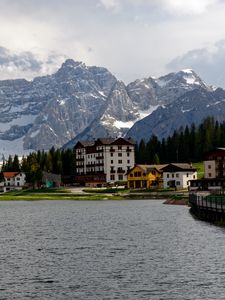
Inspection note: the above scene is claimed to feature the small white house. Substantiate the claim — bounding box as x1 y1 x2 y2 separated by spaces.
162 163 197 189
1 172 26 192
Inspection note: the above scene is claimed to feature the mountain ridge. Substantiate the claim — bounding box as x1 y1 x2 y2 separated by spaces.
0 59 218 156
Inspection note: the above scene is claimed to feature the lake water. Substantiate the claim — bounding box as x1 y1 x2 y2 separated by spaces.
1 200 225 299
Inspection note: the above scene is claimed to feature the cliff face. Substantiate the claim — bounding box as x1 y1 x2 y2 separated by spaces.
0 60 214 156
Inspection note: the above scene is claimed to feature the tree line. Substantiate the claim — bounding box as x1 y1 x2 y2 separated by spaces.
135 117 225 164
1 116 225 186
1 147 75 187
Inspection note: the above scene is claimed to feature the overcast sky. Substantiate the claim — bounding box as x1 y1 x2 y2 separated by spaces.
1 0 225 87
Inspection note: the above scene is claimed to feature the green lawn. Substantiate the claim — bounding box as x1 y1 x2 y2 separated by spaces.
0 188 123 201
193 162 204 179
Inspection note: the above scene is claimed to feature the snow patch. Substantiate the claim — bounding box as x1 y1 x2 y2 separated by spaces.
114 120 135 129
138 105 159 119
98 91 106 97
0 114 36 132
155 78 170 87
182 69 193 74
57 99 65 105
0 137 33 158
206 100 225 107
181 107 192 113
184 75 200 85
30 129 40 138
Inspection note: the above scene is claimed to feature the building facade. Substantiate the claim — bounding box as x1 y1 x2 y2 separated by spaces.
1 172 26 192
75 137 135 186
162 163 197 189
204 148 225 179
127 164 165 189
190 148 225 192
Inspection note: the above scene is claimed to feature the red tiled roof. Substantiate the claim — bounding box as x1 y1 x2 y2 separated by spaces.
3 172 19 178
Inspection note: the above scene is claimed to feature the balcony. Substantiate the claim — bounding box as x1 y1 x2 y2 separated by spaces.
86 163 96 167
96 163 104 167
110 170 116 173
96 155 104 159
117 168 125 173
76 157 84 161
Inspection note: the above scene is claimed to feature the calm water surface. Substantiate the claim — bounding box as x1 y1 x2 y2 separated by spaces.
1 200 225 299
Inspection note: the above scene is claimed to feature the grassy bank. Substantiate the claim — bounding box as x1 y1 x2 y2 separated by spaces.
193 162 204 179
0 187 189 202
0 188 123 201
0 191 123 201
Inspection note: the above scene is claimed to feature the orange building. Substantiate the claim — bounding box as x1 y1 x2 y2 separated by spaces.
127 164 166 189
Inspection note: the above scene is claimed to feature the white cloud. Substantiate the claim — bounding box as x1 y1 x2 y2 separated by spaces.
98 0 121 11
98 0 219 15
0 0 224 84
156 0 219 15
0 46 67 80
167 40 225 88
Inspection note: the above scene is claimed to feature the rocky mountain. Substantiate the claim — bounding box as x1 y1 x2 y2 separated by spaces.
63 69 212 148
0 59 117 156
0 60 215 156
126 88 225 142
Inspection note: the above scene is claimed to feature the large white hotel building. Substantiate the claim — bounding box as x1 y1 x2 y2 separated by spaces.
74 137 135 186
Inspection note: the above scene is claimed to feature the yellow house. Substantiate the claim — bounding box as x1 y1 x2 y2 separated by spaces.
127 164 166 189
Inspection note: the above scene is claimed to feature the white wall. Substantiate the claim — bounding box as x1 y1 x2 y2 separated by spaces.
75 142 135 184
104 144 135 183
163 171 197 188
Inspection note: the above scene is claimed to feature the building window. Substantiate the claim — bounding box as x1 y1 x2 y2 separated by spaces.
127 166 130 171
193 175 196 179
118 174 123 181
118 160 122 164
127 152 130 157
208 165 211 169
172 174 174 178
118 146 122 150
176 181 180 186
176 174 179 178
167 174 169 178
208 173 211 177
111 153 113 157
186 173 189 177
118 153 122 157
127 160 130 164
130 174 133 177
111 160 113 164
110 175 115 180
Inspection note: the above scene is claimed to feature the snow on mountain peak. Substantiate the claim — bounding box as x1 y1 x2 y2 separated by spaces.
181 69 194 74
0 58 214 154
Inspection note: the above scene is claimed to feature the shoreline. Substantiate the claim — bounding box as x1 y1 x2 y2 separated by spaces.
0 188 189 203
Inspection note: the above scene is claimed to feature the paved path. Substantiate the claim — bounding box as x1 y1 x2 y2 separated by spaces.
67 187 87 194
